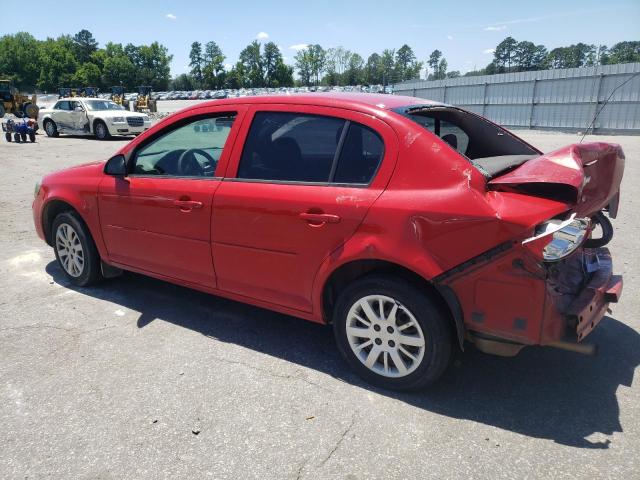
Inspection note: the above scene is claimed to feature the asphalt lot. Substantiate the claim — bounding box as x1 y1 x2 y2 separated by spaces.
1 126 639 479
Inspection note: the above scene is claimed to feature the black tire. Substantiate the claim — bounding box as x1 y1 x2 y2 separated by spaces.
44 119 59 137
5 132 10 142
51 211 102 287
333 275 452 391
94 120 110 140
29 132 35 142
585 211 613 248
14 132 20 143
20 133 27 142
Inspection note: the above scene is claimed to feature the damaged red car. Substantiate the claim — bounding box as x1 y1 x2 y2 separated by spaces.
32 94 624 390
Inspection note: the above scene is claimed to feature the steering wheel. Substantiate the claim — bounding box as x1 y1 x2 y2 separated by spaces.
176 148 216 176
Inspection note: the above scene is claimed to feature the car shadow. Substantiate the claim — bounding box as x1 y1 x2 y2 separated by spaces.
46 261 639 449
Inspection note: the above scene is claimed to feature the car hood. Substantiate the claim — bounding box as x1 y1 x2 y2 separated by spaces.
89 110 147 119
488 142 625 217
44 160 105 182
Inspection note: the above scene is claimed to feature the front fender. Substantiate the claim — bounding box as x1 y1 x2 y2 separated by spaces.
39 184 108 260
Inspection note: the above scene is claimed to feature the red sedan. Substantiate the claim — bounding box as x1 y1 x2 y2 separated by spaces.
32 93 624 390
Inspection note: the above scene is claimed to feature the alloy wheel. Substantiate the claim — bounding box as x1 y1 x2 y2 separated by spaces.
55 223 84 277
346 294 426 378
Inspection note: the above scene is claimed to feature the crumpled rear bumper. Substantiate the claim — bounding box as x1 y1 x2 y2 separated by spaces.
563 249 622 342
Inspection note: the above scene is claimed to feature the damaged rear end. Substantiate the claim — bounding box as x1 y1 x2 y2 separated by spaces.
448 142 625 356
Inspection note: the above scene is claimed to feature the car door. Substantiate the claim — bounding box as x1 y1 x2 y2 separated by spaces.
212 104 398 312
51 100 72 129
98 107 245 287
69 100 87 130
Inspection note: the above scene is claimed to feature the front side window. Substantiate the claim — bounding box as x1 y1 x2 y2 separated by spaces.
237 112 346 182
131 114 236 177
54 101 71 111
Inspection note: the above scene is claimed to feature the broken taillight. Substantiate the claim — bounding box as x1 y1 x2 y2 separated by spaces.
522 215 591 262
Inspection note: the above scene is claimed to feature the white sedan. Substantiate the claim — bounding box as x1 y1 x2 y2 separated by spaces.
38 98 152 140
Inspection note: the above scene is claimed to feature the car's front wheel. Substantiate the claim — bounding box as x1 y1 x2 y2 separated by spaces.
44 119 58 137
94 120 110 140
52 211 102 286
333 275 452 391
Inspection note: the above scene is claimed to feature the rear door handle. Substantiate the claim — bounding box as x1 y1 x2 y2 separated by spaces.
173 199 203 210
299 212 341 224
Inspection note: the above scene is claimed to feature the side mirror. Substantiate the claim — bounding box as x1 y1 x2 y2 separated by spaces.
75 105 84 112
104 154 127 176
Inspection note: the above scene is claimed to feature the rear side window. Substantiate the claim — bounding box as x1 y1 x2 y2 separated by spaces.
237 112 385 185
238 112 346 182
410 115 469 155
333 124 384 184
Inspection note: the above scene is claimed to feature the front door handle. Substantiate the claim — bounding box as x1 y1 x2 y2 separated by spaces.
299 212 341 224
173 199 203 211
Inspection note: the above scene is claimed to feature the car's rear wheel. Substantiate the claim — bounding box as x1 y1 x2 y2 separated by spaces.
44 119 59 137
94 120 110 140
52 211 102 286
333 275 452 391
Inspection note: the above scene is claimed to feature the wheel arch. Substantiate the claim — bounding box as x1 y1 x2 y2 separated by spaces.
41 199 79 246
320 258 465 349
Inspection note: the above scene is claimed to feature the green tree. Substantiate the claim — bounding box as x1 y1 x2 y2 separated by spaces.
189 41 204 87
294 48 313 86
307 44 326 86
225 62 247 89
346 53 365 85
365 53 382 84
239 40 264 87
494 36 518 71
395 45 422 81
133 42 173 90
604 41 640 64
73 62 101 86
102 42 136 88
0 32 40 90
202 41 225 88
262 42 280 87
73 29 98 63
37 36 78 91
380 49 396 84
428 50 442 77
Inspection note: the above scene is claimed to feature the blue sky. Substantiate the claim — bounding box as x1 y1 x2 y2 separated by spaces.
7 0 640 78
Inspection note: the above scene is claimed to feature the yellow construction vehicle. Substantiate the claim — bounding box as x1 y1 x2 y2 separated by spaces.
0 79 38 119
79 86 99 97
58 87 79 98
134 86 157 112
110 86 129 110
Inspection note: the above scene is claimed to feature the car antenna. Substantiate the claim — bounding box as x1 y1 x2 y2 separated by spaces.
580 70 640 143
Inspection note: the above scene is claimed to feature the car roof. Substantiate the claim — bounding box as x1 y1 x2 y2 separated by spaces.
57 97 104 101
189 93 445 113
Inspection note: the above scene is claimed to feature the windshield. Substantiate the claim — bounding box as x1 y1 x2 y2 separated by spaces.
84 100 125 111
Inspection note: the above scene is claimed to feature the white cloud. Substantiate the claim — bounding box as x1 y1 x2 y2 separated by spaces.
256 32 269 40
483 48 496 54
484 25 506 31
224 63 232 71
165 13 177 20
289 44 309 51
446 35 453 40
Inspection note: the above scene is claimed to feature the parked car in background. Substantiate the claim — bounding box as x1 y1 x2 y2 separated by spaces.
38 97 152 140
32 93 624 390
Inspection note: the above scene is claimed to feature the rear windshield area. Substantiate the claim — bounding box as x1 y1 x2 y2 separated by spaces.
395 105 540 178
